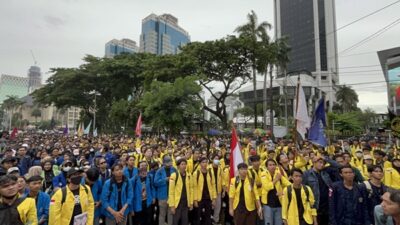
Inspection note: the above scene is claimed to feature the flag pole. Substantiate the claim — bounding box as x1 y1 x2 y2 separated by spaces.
293 75 301 165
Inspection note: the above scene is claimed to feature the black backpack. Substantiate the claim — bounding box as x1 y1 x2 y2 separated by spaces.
61 185 89 205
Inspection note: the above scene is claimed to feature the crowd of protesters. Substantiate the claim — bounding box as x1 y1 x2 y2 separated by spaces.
0 131 400 225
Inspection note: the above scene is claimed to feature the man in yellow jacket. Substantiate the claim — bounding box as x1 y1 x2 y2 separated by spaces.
281 168 317 225
0 174 37 225
49 167 94 225
168 158 193 225
229 163 262 225
384 158 400 189
193 157 216 225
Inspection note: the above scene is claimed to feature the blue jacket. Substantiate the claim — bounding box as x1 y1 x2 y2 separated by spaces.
18 156 31 175
82 178 103 218
30 191 50 225
154 166 176 200
52 172 67 189
131 174 155 212
123 167 138 180
101 177 133 219
303 165 335 210
104 152 116 168
329 181 369 225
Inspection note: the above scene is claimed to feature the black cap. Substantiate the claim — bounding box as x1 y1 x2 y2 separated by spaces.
67 167 84 178
1 157 16 164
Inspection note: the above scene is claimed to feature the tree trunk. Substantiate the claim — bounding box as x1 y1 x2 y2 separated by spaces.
263 71 267 130
269 65 274 138
252 66 258 128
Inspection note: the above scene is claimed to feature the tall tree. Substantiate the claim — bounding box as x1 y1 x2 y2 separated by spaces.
336 85 359 113
235 10 271 128
2 95 23 129
181 36 252 129
31 108 42 123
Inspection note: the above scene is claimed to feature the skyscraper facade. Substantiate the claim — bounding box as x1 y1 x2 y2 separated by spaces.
105 38 139 58
0 74 29 103
140 13 190 55
274 0 339 110
28 65 42 93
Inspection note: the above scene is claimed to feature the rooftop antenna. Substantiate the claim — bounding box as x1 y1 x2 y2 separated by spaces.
30 50 37 66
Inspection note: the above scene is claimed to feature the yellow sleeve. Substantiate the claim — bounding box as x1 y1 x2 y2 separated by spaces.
294 156 307 169
281 176 292 188
281 187 289 220
27 198 38 225
222 168 230 190
168 173 176 207
307 186 317 216
228 178 236 199
253 179 259 200
86 186 95 225
49 189 62 225
261 172 273 192
189 174 194 207
211 173 217 200
384 169 393 188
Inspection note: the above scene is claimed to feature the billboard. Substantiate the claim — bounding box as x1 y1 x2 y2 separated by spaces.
388 66 400 114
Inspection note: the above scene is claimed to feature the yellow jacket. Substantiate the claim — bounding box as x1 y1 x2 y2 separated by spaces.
193 169 217 201
384 167 400 190
222 166 230 192
168 171 193 208
229 176 259 211
248 167 265 196
16 197 38 225
209 165 223 194
187 158 200 174
281 185 316 225
350 157 364 171
261 169 291 205
49 185 95 225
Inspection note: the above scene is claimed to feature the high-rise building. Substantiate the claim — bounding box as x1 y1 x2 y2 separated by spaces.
274 0 339 110
28 65 42 93
140 13 190 55
0 74 29 103
105 38 139 58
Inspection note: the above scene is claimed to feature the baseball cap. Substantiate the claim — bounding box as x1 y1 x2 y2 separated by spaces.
67 167 84 178
7 167 20 174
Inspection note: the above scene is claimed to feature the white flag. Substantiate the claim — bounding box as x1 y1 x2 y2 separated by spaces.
295 82 310 139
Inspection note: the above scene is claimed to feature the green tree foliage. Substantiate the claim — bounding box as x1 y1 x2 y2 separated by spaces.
182 36 252 129
335 85 359 113
31 108 42 123
139 76 202 133
235 10 271 128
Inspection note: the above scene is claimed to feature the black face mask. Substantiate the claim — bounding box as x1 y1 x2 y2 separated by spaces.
70 176 82 185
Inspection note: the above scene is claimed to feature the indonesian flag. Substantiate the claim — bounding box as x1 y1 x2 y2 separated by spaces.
229 127 244 179
135 113 142 137
10 127 17 140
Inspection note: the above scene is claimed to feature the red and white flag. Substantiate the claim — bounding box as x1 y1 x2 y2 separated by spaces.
135 113 142 137
229 127 244 179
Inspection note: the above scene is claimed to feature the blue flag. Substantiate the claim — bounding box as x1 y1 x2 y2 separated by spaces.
308 98 327 147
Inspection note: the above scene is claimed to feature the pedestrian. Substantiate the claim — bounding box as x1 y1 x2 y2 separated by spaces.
0 174 38 225
282 168 317 225
49 167 95 225
375 189 400 225
359 165 387 225
329 164 369 225
26 175 50 225
155 155 176 225
101 163 133 225
84 168 103 225
193 157 216 225
169 158 193 225
229 162 262 225
261 158 290 225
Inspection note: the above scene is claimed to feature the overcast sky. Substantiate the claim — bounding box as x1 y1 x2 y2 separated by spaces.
1 0 399 113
